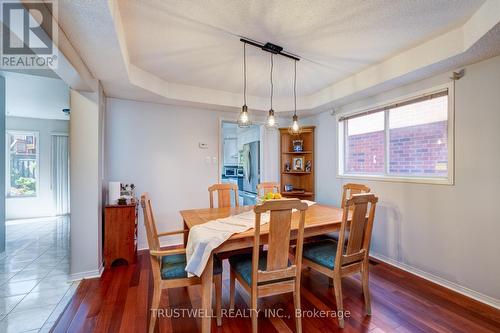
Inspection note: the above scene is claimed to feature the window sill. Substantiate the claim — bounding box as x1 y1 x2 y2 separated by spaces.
6 195 38 199
337 173 454 186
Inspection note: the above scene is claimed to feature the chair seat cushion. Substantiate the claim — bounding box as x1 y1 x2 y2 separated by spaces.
325 230 349 243
160 253 222 280
302 239 340 270
228 251 291 286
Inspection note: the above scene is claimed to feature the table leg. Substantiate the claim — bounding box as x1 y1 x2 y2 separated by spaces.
201 255 213 333
183 220 189 247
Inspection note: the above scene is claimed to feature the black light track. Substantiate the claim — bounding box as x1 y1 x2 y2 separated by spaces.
240 38 300 61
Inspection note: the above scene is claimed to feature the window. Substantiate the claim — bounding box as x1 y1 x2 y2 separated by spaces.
346 111 385 174
7 131 39 197
338 87 453 184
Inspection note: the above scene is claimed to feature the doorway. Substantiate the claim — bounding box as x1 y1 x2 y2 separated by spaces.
220 121 262 205
0 70 75 332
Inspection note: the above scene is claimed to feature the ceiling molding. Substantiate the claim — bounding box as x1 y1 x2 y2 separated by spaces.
308 0 500 112
105 0 500 112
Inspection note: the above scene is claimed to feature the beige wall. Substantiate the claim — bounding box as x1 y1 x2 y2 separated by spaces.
303 54 500 307
70 85 105 279
105 99 281 250
105 99 230 249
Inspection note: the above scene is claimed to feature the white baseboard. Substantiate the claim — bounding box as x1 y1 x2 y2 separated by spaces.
371 252 500 310
69 262 104 281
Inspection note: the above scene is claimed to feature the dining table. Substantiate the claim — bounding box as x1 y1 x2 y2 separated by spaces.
179 203 346 333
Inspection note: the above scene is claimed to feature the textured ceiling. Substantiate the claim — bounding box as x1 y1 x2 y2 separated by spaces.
53 0 500 113
120 0 484 97
57 0 127 84
315 21 500 114
1 71 69 120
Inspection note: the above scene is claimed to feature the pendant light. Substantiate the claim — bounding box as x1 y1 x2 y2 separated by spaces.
266 54 277 128
289 60 301 135
238 42 251 128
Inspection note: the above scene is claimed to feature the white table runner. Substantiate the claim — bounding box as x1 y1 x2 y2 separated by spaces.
185 200 315 277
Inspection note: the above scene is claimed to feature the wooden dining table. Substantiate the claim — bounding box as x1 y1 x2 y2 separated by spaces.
179 203 346 333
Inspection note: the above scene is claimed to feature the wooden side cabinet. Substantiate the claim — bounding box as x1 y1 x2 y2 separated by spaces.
104 204 137 269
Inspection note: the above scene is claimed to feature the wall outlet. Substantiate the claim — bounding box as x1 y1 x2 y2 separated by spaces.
199 142 208 149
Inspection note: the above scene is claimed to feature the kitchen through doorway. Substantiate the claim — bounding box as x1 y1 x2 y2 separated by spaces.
220 121 262 205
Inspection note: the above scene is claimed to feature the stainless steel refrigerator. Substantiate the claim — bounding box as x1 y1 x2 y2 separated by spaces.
241 141 260 203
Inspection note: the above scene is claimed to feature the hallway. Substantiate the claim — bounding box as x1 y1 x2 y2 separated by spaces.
0 216 77 332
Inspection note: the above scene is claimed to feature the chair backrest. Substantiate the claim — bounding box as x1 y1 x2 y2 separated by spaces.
252 199 308 287
336 193 378 268
208 183 239 208
140 193 160 252
341 183 371 208
256 182 280 197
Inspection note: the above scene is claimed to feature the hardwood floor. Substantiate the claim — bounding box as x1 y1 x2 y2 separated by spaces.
50 251 500 333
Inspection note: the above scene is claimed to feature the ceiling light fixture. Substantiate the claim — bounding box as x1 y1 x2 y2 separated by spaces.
238 38 301 130
289 60 301 135
238 42 251 128
266 54 277 128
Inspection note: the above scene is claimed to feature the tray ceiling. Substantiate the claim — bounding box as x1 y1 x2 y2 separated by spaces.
54 0 500 113
121 0 483 97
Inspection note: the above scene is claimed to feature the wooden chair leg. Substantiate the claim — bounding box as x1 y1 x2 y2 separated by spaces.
362 261 372 315
214 274 222 326
333 274 345 329
251 292 258 333
229 269 236 310
149 287 161 333
293 284 302 333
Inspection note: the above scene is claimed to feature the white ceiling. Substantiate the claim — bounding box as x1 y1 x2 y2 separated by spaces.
54 0 500 113
121 0 484 97
0 71 70 120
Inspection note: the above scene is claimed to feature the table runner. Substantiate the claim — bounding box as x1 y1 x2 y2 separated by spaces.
185 201 315 277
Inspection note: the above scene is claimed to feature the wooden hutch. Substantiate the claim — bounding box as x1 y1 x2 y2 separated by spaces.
104 203 138 269
279 126 315 201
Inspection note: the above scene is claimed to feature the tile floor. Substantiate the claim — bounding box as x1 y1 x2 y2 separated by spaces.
0 216 78 333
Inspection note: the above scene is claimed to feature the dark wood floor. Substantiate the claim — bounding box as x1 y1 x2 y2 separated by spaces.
51 250 500 333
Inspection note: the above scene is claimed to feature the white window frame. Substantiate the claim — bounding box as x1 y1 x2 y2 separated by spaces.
6 130 40 198
337 83 455 185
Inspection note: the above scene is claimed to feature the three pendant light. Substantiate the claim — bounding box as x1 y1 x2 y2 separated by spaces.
238 42 301 134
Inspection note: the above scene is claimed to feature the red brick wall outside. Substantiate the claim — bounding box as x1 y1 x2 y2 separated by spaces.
347 130 385 174
389 120 447 176
346 121 448 176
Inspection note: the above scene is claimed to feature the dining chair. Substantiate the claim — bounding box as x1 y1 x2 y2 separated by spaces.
208 183 239 208
325 183 372 242
301 193 378 328
341 183 371 208
256 182 280 197
140 193 223 332
209 183 253 260
228 199 309 333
